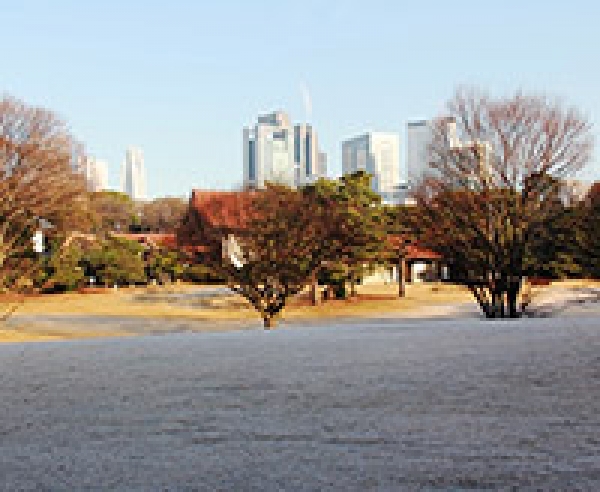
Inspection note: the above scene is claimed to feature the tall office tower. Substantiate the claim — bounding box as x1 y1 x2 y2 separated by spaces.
318 151 327 178
341 132 400 203
81 156 109 192
406 117 458 187
243 112 295 189
120 147 146 201
406 120 432 186
294 124 328 186
75 156 109 192
243 111 327 189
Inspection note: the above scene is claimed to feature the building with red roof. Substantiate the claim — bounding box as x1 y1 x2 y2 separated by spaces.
179 190 447 284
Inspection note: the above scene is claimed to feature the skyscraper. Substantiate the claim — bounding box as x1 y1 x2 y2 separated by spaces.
78 156 108 192
294 123 327 186
85 157 108 192
406 120 432 187
120 147 146 201
243 111 326 189
341 132 400 203
406 117 459 187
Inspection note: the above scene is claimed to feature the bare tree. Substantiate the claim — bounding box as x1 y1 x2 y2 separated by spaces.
1 95 90 320
88 191 135 232
140 197 188 232
414 87 593 318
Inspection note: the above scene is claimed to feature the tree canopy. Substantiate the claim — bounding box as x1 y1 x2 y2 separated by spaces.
414 87 593 318
1 94 91 294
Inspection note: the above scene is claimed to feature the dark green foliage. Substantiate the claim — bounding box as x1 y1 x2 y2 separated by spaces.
145 249 185 284
577 190 600 278
525 204 584 279
305 171 388 299
180 264 224 284
47 243 86 291
82 237 146 286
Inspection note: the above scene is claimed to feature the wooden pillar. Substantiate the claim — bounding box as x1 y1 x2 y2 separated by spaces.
310 270 319 306
398 257 406 298
436 261 443 281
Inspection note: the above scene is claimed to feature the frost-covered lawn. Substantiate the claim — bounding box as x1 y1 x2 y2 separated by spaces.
1 315 599 489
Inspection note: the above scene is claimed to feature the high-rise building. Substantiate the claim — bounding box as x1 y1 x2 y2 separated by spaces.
341 132 400 203
407 116 496 191
406 120 432 187
406 117 458 187
243 111 327 189
76 156 109 192
294 124 328 186
120 147 146 201
318 152 327 179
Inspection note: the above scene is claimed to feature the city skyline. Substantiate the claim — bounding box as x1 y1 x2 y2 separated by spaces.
3 1 599 197
243 111 327 189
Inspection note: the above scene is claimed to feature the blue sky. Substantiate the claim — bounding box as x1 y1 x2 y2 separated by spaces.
2 0 599 197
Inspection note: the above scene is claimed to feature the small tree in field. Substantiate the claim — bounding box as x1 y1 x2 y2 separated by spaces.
414 88 593 318
303 172 388 301
179 185 330 328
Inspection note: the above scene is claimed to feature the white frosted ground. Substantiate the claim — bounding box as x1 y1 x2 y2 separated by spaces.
1 315 600 490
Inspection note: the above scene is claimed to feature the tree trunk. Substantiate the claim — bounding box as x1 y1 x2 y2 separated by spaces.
507 287 519 318
491 291 499 318
349 276 357 298
263 315 275 329
398 258 406 298
470 285 493 318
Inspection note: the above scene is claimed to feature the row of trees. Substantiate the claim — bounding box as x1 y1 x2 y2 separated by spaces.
179 172 392 328
0 95 193 321
2 88 597 327
88 191 187 234
179 88 596 325
1 96 90 297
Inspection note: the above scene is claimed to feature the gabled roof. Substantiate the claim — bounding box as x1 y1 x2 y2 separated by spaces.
190 190 256 230
388 235 442 261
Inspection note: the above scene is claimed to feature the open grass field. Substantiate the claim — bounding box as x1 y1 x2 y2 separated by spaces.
2 280 599 343
4 282 472 318
1 283 473 343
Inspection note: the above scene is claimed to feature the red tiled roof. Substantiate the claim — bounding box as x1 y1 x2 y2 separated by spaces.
190 190 256 230
406 244 442 261
186 195 444 262
388 235 442 261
